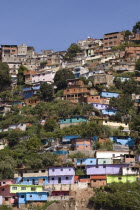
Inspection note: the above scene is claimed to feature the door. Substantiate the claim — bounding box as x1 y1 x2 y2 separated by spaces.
32 179 35 185
58 177 61 184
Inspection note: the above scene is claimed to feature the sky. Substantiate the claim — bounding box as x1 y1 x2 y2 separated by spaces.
0 0 140 52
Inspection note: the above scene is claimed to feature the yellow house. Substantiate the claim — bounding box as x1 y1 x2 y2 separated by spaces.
107 175 137 184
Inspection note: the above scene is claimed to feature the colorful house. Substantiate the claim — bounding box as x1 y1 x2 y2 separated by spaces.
96 151 129 159
71 138 92 151
0 179 15 186
76 158 96 166
106 175 137 183
100 91 119 98
14 168 48 178
110 136 134 147
48 167 75 184
102 109 117 116
0 185 17 205
61 135 80 144
97 158 112 165
90 175 107 188
59 117 88 129
15 176 48 185
17 192 48 206
86 164 129 175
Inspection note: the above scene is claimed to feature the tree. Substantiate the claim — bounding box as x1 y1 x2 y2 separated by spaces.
133 21 140 34
44 119 57 132
64 43 81 60
54 69 74 90
17 65 28 85
123 30 132 40
38 82 53 101
26 137 41 152
0 62 11 91
135 58 140 71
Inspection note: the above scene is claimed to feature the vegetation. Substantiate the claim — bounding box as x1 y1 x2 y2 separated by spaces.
54 69 75 90
89 182 140 210
133 21 140 34
64 43 81 60
17 65 28 85
0 62 11 91
37 82 53 101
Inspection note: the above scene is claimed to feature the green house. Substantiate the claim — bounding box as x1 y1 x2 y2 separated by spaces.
107 175 137 184
10 184 43 193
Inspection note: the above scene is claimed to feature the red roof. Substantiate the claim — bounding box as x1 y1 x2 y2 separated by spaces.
90 175 106 180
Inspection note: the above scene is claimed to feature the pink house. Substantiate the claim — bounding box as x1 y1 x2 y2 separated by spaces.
0 185 17 205
0 179 15 187
31 70 55 84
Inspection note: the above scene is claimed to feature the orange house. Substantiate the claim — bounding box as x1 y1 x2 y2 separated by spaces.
90 175 106 187
71 138 92 151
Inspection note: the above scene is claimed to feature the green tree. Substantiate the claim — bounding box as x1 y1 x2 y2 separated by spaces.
64 43 81 60
17 65 28 85
26 137 41 152
135 58 140 71
123 30 132 40
0 62 11 91
44 119 57 132
38 82 53 101
54 69 74 90
133 21 140 34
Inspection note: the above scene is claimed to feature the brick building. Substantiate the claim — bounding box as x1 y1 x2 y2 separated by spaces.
103 32 124 50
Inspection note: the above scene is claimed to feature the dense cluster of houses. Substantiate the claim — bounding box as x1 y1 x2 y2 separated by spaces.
0 148 140 207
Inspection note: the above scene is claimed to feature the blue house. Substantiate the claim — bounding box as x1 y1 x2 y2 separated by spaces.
76 158 96 166
102 109 117 116
62 135 81 144
15 176 48 185
23 85 40 99
59 117 88 124
18 192 48 206
100 92 119 98
110 136 134 147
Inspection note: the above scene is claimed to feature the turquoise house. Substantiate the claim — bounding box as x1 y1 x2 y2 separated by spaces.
97 158 112 165
110 136 134 147
59 117 88 128
76 158 96 166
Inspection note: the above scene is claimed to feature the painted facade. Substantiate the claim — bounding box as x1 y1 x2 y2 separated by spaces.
97 158 112 165
18 192 48 205
76 158 96 166
106 175 137 183
96 151 129 159
102 109 117 116
14 168 48 178
86 164 129 175
15 176 48 185
49 167 75 176
71 138 92 151
100 91 119 98
48 175 74 185
10 184 44 194
110 136 134 147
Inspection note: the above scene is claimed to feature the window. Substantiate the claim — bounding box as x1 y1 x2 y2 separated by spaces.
39 194 42 197
21 195 25 198
34 171 39 173
29 195 32 197
12 187 17 190
118 177 122 180
69 169 71 171
96 165 98 168
94 180 96 182
112 154 115 158
2 188 4 191
27 179 29 182
21 187 26 190
43 178 45 181
5 198 9 201
41 170 45 173
61 168 63 171
90 161 93 163
52 169 55 172
127 168 129 171
103 161 106 164
52 177 54 180
31 187 36 191
103 165 106 168
3 182 5 184
66 177 69 180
